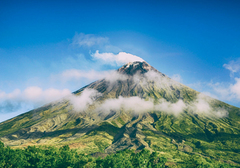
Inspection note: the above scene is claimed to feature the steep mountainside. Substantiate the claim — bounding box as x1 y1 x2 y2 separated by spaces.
0 61 240 165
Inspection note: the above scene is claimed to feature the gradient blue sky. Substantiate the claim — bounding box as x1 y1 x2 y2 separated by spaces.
1 0 240 122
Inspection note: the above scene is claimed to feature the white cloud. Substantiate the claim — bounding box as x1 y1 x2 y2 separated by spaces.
0 87 71 122
190 94 211 114
201 91 218 99
1 86 228 122
23 87 43 101
187 82 203 91
223 58 240 77
0 108 31 123
66 88 187 116
21 87 71 104
184 59 240 106
72 33 109 47
104 71 129 84
230 77 240 99
67 89 102 112
0 89 21 101
54 69 129 86
187 58 240 105
189 93 228 117
142 70 180 89
59 69 113 82
206 79 240 102
91 50 145 66
96 94 225 117
155 99 186 116
98 96 155 114
207 82 232 101
171 74 182 83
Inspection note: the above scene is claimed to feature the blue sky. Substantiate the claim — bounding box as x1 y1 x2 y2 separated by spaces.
1 0 240 122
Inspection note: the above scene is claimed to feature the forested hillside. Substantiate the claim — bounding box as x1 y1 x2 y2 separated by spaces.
0 141 237 168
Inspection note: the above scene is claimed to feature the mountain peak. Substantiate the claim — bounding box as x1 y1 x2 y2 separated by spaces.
117 61 157 75
1 59 240 166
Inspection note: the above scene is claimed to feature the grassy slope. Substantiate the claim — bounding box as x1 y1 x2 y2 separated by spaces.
0 76 240 166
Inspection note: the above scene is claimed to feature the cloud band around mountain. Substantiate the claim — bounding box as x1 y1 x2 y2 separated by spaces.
91 50 145 66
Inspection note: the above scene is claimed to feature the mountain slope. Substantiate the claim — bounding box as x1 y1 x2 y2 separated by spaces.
0 61 240 165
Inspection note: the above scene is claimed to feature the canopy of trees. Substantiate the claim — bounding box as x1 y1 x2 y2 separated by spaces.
0 141 236 168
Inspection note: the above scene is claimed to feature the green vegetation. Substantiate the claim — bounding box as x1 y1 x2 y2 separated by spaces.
1 63 240 167
116 117 125 125
152 111 240 164
0 141 236 168
111 121 118 127
97 122 120 137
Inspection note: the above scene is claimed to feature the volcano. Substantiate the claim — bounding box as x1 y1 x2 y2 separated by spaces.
0 61 240 165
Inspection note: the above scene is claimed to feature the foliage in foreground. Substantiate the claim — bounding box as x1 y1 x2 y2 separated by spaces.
0 141 237 168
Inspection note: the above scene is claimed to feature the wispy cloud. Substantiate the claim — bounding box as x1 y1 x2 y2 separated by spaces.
57 69 113 82
230 77 240 99
205 58 240 103
185 59 240 106
192 78 240 104
187 81 203 90
0 87 71 106
0 87 71 122
91 50 145 66
65 75 227 118
207 82 232 101
53 69 129 86
155 99 186 116
96 93 227 117
171 74 183 83
189 93 228 117
72 33 109 47
143 70 180 89
222 59 240 100
67 88 102 112
223 58 240 77
22 87 71 104
98 96 155 114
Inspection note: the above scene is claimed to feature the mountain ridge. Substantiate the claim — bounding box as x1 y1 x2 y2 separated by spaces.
0 61 240 166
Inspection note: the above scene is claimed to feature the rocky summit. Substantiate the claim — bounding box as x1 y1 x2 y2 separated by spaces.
117 61 156 75
0 61 240 165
